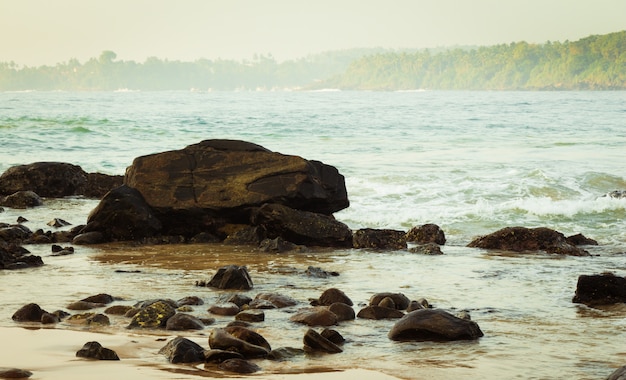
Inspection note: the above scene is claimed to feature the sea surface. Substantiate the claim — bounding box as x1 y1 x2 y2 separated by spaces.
0 90 625 379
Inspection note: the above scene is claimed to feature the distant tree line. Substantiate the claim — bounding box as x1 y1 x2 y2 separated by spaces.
319 31 626 90
0 49 383 91
0 31 624 91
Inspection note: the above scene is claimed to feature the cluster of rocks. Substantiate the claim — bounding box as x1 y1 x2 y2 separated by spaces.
0 162 122 270
0 140 604 267
11 264 483 375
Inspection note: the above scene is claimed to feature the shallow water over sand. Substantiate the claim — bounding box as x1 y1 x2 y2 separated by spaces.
2 235 625 379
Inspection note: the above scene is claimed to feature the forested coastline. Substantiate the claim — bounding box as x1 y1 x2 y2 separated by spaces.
1 31 624 91
321 31 626 90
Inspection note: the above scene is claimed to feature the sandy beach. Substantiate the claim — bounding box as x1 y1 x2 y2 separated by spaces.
1 326 403 380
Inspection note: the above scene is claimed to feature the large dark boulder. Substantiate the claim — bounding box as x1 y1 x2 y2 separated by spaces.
124 139 349 218
251 203 353 247
467 226 590 256
388 309 484 341
572 273 626 307
0 162 122 199
0 162 87 197
76 185 162 242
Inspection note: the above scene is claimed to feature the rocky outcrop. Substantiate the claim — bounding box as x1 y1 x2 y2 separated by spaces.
572 273 626 307
74 140 352 245
467 226 591 256
388 309 484 341
0 162 122 198
124 139 349 217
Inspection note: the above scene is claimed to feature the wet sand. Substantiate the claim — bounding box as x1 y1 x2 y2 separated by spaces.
1 326 403 380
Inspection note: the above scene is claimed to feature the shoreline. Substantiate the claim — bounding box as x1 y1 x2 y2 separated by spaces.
1 326 404 380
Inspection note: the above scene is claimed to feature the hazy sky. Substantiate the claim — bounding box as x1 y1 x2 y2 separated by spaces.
1 0 625 66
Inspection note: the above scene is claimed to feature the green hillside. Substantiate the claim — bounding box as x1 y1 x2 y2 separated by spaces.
319 31 626 90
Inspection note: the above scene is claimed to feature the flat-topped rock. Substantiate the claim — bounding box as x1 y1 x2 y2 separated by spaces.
124 139 349 216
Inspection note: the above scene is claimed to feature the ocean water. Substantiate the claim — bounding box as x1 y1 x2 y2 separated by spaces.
1 90 626 379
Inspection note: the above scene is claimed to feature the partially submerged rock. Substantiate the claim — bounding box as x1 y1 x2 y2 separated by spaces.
303 328 343 354
290 307 338 327
127 300 176 329
209 328 270 358
0 367 33 378
357 305 404 320
315 288 353 307
251 203 353 247
369 292 410 310
206 265 253 290
406 223 446 245
217 358 261 374
467 226 590 256
1 241 43 270
12 303 47 322
388 309 484 342
352 228 407 250
572 273 626 307
159 336 205 364
165 313 205 331
76 341 120 360
0 191 43 209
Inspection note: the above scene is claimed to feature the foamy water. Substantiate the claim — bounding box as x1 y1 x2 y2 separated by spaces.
1 90 625 379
